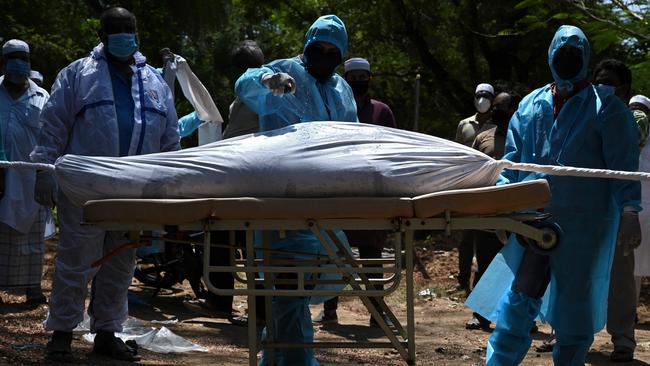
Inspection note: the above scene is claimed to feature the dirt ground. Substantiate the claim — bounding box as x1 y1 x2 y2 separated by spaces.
2 237 650 365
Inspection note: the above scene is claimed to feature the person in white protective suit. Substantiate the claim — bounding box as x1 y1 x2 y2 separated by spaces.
0 39 49 305
235 14 357 366
30 7 180 362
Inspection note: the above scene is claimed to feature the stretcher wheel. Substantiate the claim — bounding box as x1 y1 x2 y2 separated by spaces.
517 221 562 255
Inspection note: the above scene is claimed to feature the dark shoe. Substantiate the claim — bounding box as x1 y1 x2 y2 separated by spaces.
25 294 47 306
447 283 469 294
228 314 248 327
183 298 232 319
465 313 491 330
610 349 634 363
93 331 140 361
25 287 47 306
535 333 556 353
370 312 394 328
312 310 338 324
45 331 73 363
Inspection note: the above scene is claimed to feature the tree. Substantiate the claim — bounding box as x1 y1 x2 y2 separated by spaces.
1 0 646 139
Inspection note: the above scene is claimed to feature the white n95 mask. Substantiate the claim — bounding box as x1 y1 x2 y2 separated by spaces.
474 97 491 113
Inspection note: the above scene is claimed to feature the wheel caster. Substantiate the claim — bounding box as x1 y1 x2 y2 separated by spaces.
517 221 562 255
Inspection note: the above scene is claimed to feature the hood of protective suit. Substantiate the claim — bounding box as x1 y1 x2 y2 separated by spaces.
303 15 348 57
548 25 590 92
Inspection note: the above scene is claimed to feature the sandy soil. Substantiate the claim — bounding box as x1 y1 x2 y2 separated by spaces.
1 238 650 365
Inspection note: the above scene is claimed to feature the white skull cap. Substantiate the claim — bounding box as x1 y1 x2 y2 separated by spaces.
344 57 370 73
630 95 650 111
475 83 494 95
2 39 29 55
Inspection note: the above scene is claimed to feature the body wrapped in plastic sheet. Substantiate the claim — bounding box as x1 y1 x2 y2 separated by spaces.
53 122 503 206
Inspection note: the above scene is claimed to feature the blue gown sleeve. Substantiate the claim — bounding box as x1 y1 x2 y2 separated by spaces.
31 63 80 164
600 99 642 211
497 109 525 185
160 84 181 152
177 111 202 138
235 65 282 117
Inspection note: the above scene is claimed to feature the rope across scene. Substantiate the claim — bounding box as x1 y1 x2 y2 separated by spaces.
499 160 650 181
0 161 55 172
1 158 649 182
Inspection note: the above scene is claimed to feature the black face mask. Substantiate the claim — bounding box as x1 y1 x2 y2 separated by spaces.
305 45 341 82
348 80 369 97
553 46 583 80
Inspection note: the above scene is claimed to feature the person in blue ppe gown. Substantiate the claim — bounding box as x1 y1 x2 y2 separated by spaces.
467 25 641 365
30 7 180 363
0 39 49 305
235 14 357 366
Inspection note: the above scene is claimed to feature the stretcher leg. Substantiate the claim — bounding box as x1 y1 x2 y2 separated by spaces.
313 227 410 361
324 229 405 337
245 229 258 366
404 230 416 365
262 231 275 366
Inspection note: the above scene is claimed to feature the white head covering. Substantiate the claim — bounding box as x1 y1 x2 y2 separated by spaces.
30 70 43 83
344 57 371 73
630 95 650 111
475 83 494 95
2 39 29 55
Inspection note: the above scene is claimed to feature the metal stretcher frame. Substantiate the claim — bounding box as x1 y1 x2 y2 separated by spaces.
82 179 556 366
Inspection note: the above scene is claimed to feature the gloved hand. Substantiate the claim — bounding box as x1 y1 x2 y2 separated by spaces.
34 171 57 208
261 72 296 96
617 211 642 256
160 48 175 64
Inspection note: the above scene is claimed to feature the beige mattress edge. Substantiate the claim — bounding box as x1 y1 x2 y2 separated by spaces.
82 179 550 224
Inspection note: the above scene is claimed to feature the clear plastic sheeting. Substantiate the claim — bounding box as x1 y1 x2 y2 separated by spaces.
75 315 208 354
54 122 502 206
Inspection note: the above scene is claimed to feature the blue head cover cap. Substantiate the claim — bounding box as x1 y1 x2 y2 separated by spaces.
548 25 590 92
303 15 348 57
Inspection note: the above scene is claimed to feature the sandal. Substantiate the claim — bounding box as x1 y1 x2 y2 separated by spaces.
45 331 73 363
93 331 140 361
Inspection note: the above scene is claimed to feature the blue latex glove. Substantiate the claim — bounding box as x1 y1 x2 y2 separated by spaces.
178 112 203 138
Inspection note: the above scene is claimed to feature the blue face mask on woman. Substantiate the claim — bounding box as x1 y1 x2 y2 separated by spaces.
107 33 138 60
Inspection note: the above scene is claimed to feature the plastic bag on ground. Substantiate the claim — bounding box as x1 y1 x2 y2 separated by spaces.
76 315 207 353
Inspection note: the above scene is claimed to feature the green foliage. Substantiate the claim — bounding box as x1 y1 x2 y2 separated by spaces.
1 0 647 138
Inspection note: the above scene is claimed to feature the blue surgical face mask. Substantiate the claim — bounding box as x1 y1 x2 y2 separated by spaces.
107 33 138 60
597 84 616 95
4 58 31 77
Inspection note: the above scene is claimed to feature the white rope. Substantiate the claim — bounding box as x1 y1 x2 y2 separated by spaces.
0 157 648 183
499 160 650 181
0 161 55 172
